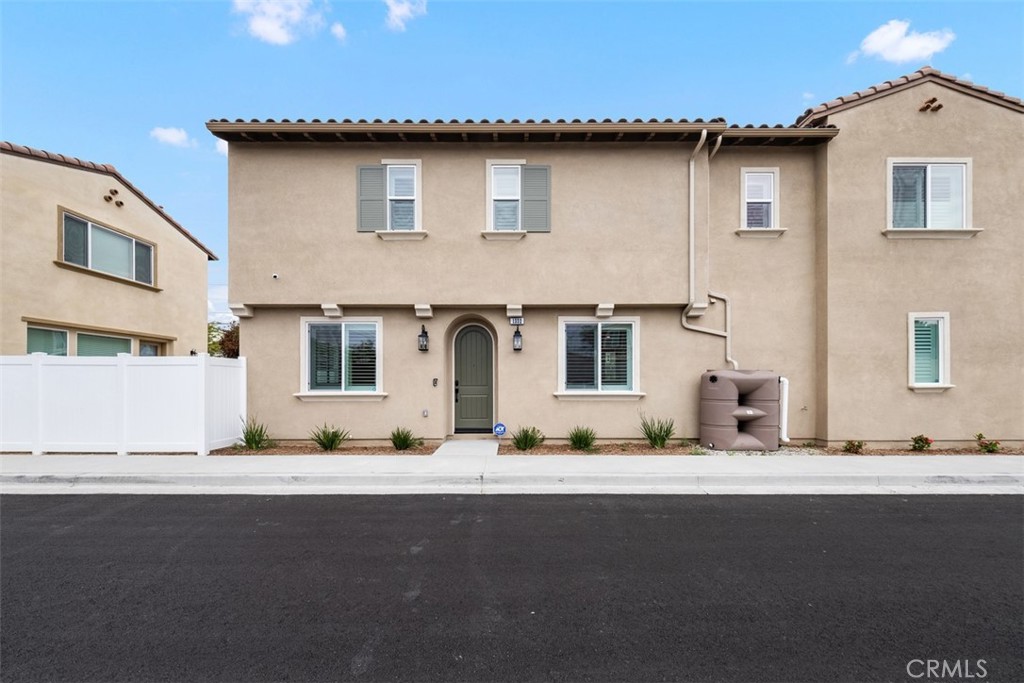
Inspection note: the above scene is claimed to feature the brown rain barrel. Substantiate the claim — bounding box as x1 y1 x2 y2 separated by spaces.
699 370 780 451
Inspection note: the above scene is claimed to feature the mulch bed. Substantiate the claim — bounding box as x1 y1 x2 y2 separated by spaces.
211 444 433 456
208 442 1019 457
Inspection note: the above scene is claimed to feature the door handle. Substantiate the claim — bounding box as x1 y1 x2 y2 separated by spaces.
454 380 459 403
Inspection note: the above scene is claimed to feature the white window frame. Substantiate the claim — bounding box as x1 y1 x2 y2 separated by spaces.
887 158 972 231
382 159 422 232
740 168 780 230
907 312 953 392
486 159 527 232
62 210 155 285
296 316 386 401
555 317 644 400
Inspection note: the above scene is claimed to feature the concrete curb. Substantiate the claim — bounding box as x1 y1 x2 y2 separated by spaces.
3 471 1022 495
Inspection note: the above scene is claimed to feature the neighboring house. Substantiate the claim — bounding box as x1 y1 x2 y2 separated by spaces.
1 142 216 357
207 67 1022 446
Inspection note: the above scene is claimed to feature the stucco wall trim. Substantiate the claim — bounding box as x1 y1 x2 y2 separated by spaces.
881 229 982 240
376 231 428 241
735 229 787 239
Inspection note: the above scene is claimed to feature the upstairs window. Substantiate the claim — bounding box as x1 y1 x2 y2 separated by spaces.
492 165 521 230
889 161 969 229
62 211 154 285
486 160 551 232
357 161 421 232
741 168 779 229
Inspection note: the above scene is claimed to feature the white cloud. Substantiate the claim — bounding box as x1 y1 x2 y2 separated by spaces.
384 0 427 31
150 127 197 148
330 21 347 42
848 19 955 64
216 139 229 156
233 0 324 46
207 285 237 324
801 92 815 102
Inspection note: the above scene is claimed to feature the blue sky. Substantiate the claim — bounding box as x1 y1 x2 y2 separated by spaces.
3 1 1021 323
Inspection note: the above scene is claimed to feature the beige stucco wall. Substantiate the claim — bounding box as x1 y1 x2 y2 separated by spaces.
228 87 1022 445
0 154 209 356
821 83 1024 444
230 140 824 442
240 306 767 442
229 144 692 306
709 148 820 442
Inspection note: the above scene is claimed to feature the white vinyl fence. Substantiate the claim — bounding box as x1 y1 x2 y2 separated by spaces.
0 353 246 455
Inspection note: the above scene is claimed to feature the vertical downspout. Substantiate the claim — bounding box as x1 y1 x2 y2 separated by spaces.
684 129 708 315
681 131 738 369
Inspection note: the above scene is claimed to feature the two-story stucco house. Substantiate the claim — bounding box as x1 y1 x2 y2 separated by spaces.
1 142 216 357
208 68 1022 447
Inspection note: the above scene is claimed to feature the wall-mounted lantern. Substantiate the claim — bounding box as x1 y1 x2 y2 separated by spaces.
512 326 523 351
418 325 429 352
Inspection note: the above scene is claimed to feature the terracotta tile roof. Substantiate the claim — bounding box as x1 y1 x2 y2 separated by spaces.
795 66 1024 126
1 141 216 260
208 117 727 125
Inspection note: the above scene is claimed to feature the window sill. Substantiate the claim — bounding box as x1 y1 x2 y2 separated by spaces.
376 231 427 241
735 228 786 239
909 384 955 393
294 392 388 402
53 261 162 292
883 229 982 240
553 391 646 401
481 231 527 241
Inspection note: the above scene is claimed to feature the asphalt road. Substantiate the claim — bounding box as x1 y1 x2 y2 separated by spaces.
2 495 1021 683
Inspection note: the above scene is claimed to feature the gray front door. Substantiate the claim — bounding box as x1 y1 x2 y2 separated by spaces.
454 325 493 433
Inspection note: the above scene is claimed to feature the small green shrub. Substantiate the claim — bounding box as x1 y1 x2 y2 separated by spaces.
568 425 597 453
639 413 676 449
842 440 865 454
801 440 817 448
238 416 273 450
688 444 708 456
910 434 933 451
975 433 1001 454
310 423 351 451
390 427 424 451
511 426 545 451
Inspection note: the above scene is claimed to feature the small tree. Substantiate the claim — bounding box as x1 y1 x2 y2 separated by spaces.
220 322 240 359
207 322 224 356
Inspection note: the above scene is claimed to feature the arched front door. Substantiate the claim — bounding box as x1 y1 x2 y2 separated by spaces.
454 325 493 433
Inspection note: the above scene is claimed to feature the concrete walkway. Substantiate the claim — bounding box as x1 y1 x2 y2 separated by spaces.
2 441 1021 495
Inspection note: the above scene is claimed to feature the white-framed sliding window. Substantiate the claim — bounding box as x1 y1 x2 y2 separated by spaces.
61 210 155 285
888 159 971 230
908 312 953 392
741 168 780 229
297 317 385 400
556 317 642 398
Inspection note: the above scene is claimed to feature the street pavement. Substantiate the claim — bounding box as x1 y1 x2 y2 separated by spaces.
1 442 1022 495
2 495 1021 682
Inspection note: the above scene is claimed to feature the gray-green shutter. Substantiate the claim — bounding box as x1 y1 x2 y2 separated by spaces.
521 165 550 232
357 165 386 232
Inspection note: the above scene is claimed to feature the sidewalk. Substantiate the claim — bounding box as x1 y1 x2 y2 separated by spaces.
2 443 1022 495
